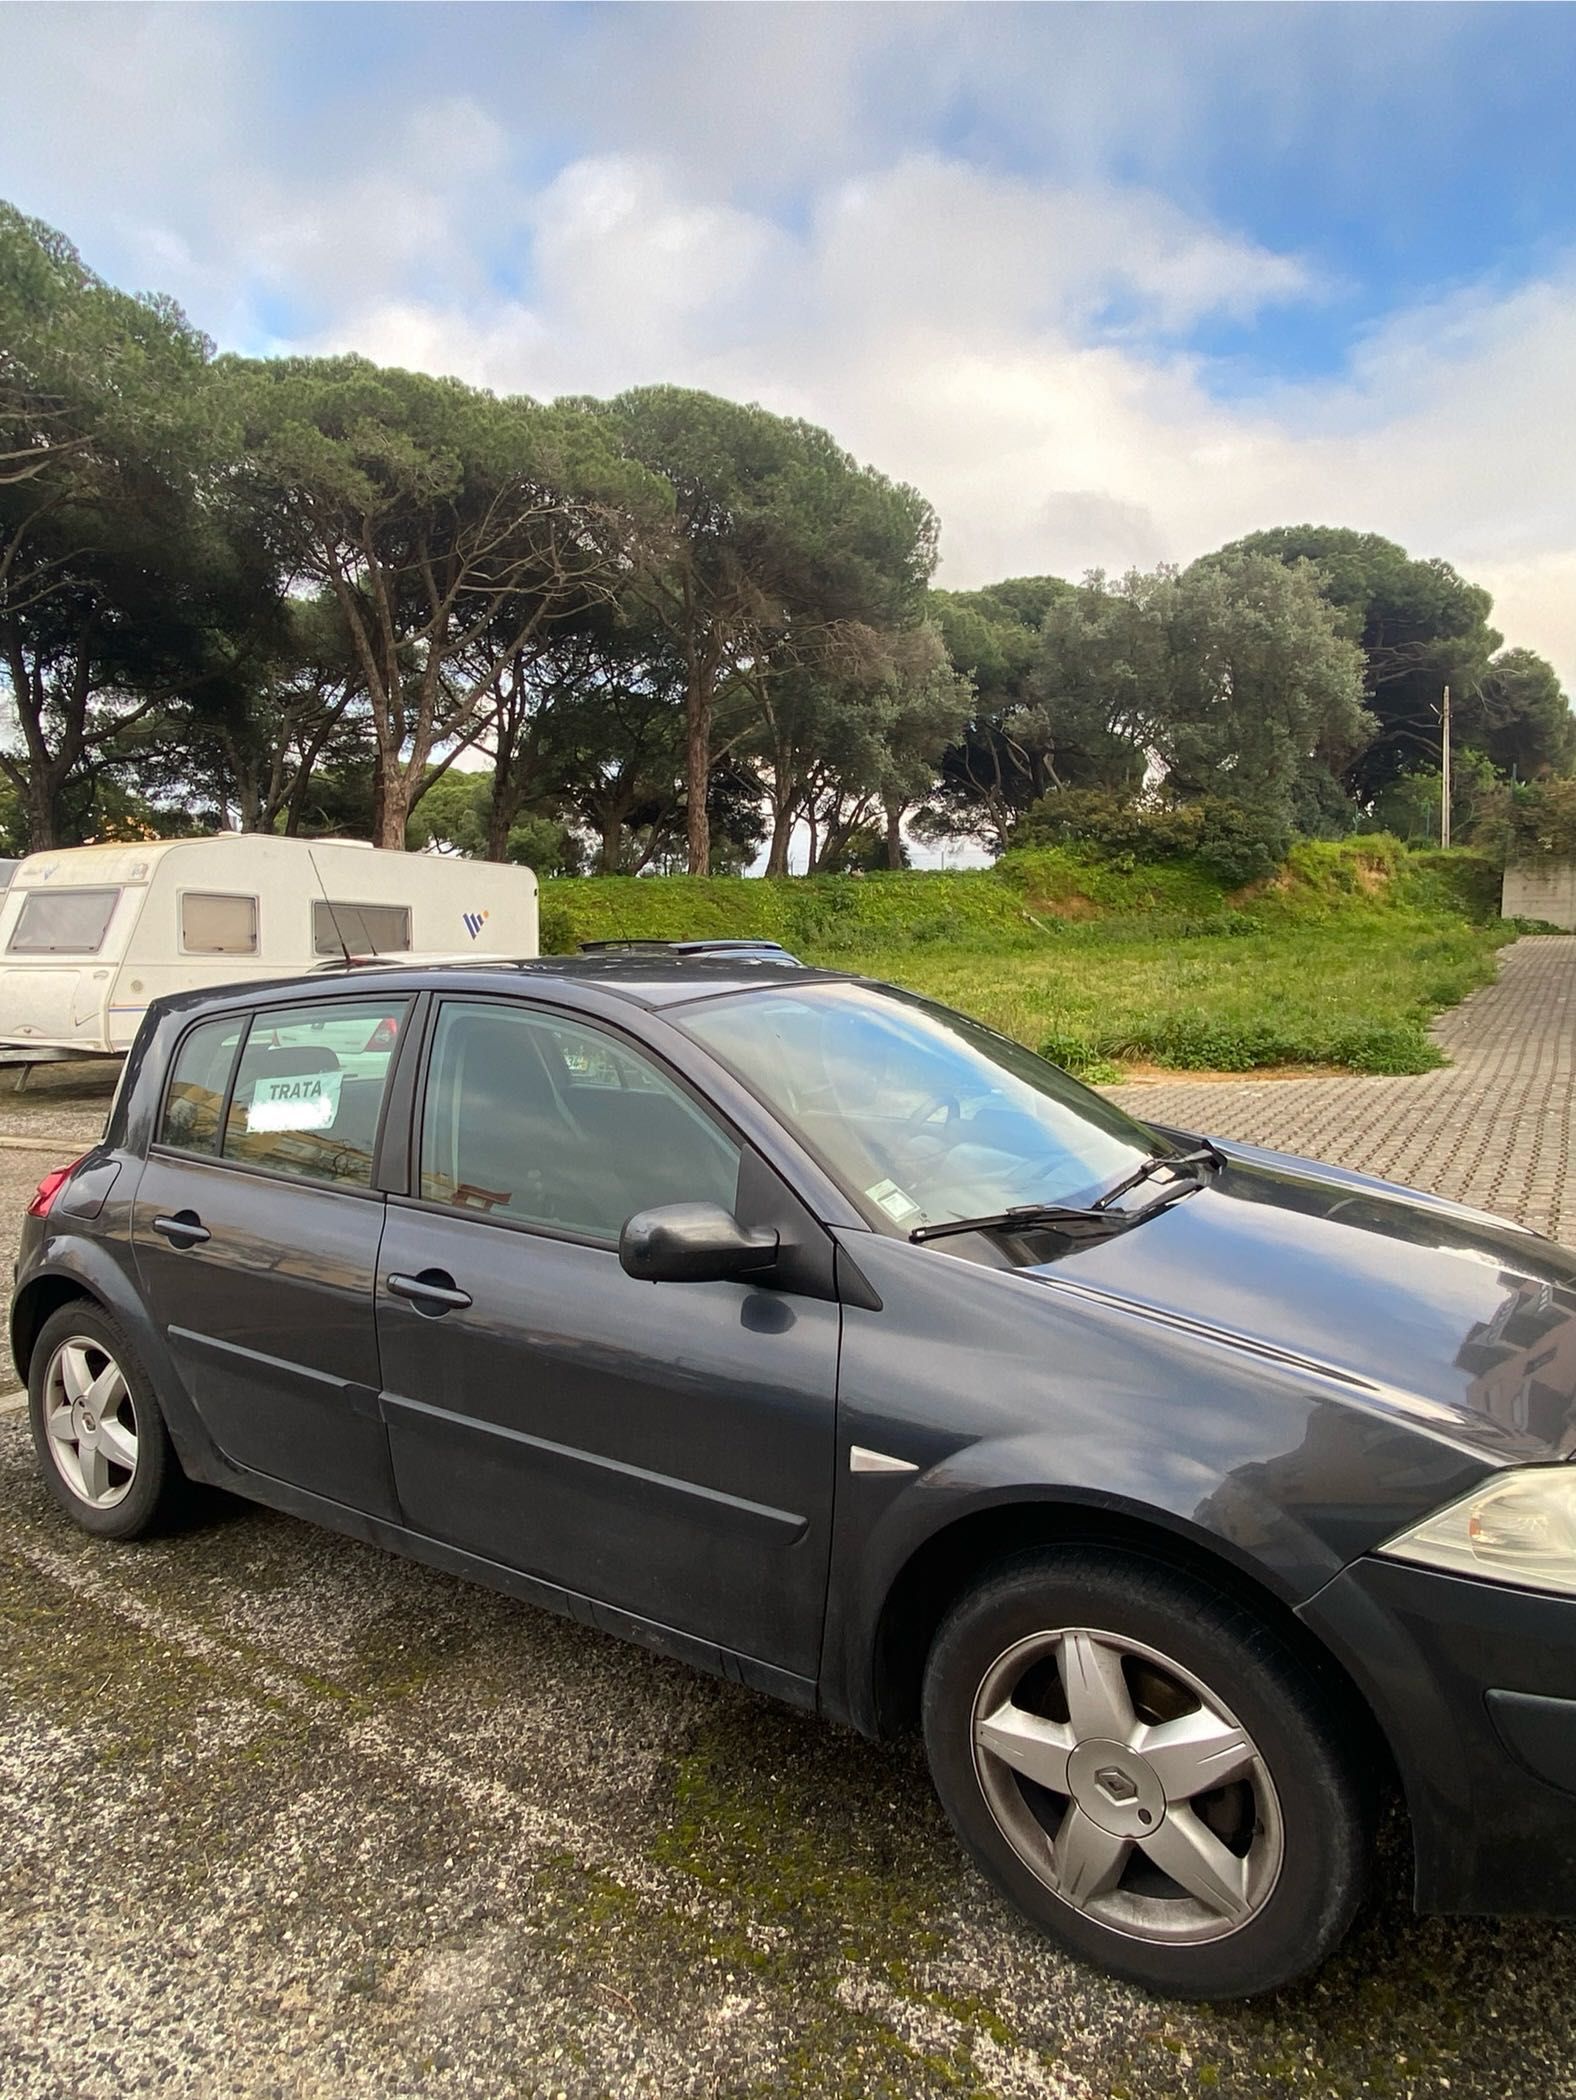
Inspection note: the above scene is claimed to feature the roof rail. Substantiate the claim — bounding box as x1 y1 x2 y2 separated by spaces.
578 938 803 965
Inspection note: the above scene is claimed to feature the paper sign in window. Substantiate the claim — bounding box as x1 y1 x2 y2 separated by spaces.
247 1070 342 1133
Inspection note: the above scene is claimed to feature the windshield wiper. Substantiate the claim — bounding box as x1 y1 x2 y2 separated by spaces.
908 1143 1222 1247
1089 1142 1222 1212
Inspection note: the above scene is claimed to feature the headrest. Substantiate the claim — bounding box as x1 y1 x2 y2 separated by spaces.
250 1044 341 1080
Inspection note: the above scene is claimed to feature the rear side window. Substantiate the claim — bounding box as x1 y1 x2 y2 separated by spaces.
312 901 411 956
160 1016 246 1155
180 891 258 955
222 998 411 1189
7 887 121 955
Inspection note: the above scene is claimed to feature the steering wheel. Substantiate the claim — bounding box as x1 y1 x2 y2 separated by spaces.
902 1091 960 1130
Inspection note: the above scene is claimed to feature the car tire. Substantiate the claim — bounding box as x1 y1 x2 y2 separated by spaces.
922 1547 1373 2000
28 1301 184 1540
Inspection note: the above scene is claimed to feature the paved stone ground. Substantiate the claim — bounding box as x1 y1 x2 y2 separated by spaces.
4 941 1576 2100
1107 934 1576 1246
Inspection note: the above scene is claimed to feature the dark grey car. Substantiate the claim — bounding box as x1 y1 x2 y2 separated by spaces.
15 957 1576 2000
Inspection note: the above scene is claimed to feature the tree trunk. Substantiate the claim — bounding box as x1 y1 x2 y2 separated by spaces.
600 814 623 874
765 794 795 876
685 666 710 875
25 775 57 852
371 757 410 849
233 771 263 832
485 757 520 862
485 801 513 862
883 795 904 871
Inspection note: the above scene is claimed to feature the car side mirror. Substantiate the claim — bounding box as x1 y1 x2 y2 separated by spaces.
619 1202 779 1284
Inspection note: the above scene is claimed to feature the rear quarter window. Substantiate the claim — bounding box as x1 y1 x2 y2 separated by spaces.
159 1016 247 1155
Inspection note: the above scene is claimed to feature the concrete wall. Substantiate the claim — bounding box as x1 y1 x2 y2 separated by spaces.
1503 859 1576 928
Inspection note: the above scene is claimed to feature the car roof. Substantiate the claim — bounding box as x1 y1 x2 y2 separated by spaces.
154 953 850 1022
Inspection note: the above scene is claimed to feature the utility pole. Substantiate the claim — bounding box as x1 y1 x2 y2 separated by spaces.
1440 683 1452 848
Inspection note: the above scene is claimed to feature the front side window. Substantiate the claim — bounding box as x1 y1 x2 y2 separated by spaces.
312 901 412 957
679 981 1162 1231
419 1000 741 1239
180 891 259 956
159 1016 246 1155
221 997 411 1188
7 887 121 955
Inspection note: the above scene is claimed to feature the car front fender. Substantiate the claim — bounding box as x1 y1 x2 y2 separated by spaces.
817 1228 1498 1735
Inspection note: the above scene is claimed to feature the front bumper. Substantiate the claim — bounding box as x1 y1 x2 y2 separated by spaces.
1300 1555 1576 1915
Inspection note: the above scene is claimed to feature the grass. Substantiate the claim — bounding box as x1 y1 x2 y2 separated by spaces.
820 919 1499 1080
539 838 1508 1080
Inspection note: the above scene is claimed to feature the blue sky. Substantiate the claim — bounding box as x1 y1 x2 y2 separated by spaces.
4 2 1575 686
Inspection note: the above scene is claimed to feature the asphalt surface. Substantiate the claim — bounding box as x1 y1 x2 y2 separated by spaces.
5 956 1576 2098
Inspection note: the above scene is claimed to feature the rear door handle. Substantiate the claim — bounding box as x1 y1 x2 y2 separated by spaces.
152 1211 210 1248
386 1269 473 1315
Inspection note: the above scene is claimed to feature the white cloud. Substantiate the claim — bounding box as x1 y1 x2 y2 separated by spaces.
299 144 1576 692
2 4 1572 695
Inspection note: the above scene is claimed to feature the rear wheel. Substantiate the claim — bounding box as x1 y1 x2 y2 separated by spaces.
922 1548 1372 1999
28 1302 183 1539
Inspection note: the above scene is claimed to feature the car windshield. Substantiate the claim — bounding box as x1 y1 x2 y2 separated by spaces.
678 980 1164 1230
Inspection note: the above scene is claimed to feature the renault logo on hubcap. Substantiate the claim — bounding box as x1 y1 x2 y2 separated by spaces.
1067 1738 1167 1838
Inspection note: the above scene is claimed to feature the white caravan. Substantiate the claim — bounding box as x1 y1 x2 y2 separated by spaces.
0 834 539 1061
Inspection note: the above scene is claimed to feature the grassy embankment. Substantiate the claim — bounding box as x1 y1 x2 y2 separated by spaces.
539 838 1507 1082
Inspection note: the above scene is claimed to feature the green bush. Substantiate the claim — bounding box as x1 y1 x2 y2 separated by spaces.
1014 790 1291 888
1510 778 1576 860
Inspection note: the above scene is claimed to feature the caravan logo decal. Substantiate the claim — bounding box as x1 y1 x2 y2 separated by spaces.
462 908 490 941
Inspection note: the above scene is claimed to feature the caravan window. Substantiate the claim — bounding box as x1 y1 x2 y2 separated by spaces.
7 887 121 955
180 891 259 956
312 901 412 957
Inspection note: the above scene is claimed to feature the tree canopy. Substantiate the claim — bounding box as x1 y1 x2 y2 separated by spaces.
0 200 1571 871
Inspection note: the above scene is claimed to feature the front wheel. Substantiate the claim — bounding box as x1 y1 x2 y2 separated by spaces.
922 1548 1373 1999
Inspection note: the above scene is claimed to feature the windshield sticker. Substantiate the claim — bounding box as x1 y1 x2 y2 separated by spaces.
866 1178 923 1224
247 1069 342 1133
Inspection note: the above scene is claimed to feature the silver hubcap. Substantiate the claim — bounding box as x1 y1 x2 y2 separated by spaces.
971 1626 1283 1944
42 1338 138 1510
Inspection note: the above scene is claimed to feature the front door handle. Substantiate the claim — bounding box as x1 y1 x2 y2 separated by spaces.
386 1269 473 1315
152 1211 210 1248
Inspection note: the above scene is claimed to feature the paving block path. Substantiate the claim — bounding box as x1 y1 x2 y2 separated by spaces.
1104 934 1576 1245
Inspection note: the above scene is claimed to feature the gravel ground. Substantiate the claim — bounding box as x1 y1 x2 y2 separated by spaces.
6 955 1576 2099
7 1433 1576 2100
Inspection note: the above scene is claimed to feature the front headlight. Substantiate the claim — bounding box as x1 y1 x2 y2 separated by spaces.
1379 1466 1576 1596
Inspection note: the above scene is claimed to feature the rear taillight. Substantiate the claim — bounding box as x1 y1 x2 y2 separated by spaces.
28 1158 84 1218
364 1016 399 1052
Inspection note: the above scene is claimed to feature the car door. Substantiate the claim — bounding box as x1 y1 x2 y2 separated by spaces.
375 994 842 1681
130 993 412 1519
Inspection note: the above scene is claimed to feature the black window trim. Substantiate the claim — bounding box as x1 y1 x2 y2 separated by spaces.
149 990 416 1198
394 988 752 1253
